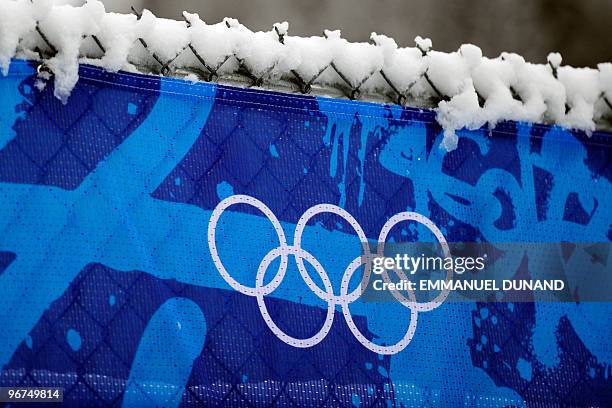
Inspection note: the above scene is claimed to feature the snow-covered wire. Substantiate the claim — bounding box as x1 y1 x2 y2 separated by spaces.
1 0 611 150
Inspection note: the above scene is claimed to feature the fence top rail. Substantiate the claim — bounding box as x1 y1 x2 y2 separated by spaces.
1 0 611 148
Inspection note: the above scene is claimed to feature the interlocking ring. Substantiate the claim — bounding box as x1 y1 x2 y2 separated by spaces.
208 194 453 355
293 203 371 305
340 247 420 355
377 211 452 312
256 246 335 348
208 195 289 297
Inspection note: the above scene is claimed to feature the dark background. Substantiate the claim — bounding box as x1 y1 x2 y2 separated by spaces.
105 0 611 67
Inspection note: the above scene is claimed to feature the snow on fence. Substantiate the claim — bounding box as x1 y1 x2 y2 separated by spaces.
1 0 611 149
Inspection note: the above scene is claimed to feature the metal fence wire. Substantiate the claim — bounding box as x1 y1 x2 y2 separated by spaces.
11 2 612 127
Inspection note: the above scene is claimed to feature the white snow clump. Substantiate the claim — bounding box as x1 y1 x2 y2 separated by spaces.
0 0 611 148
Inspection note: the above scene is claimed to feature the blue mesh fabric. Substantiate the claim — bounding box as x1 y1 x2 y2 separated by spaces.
0 60 610 407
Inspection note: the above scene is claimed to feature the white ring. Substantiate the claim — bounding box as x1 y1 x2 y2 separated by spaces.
340 255 419 355
208 194 289 297
293 204 371 305
378 212 452 312
256 246 335 348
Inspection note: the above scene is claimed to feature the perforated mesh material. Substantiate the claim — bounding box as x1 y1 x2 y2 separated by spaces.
0 60 610 407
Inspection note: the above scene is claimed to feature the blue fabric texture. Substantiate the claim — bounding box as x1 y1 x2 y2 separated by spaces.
0 59 610 407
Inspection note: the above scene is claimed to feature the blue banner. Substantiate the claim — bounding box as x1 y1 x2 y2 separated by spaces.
0 60 610 407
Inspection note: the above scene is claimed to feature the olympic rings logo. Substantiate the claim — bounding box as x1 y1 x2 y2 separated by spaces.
208 195 453 355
